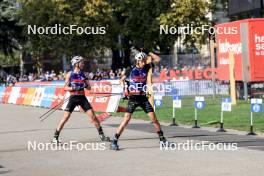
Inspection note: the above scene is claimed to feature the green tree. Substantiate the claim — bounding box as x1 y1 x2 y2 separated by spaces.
18 0 114 73
110 0 211 68
0 0 24 64
110 0 171 69
158 0 211 47
14 0 214 72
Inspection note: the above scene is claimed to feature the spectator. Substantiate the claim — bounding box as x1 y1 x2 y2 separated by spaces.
28 73 34 82
88 72 94 80
116 69 122 78
6 74 17 86
45 71 50 81
109 70 115 79
50 70 56 78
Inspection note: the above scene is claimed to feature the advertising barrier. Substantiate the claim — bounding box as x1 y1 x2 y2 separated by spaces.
0 80 121 113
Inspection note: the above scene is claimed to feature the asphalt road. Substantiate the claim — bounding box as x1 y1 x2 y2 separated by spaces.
0 104 264 176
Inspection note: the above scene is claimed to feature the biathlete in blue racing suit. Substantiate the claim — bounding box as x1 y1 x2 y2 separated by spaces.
110 52 172 150
52 56 110 145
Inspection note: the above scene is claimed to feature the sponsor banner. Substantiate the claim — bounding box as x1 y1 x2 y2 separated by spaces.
85 92 112 113
31 88 45 107
0 80 121 113
249 20 264 81
40 87 56 108
14 79 120 88
107 80 123 112
23 88 37 105
216 21 242 81
162 68 218 81
2 87 12 103
15 81 64 87
51 88 66 108
16 88 29 105
0 87 6 103
106 95 120 112
8 87 21 104
216 18 264 81
91 95 110 112
87 80 121 112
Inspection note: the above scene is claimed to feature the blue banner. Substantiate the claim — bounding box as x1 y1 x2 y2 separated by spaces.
0 87 6 103
40 87 56 108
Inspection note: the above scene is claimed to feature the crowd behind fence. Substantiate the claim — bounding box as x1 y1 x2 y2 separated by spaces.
154 80 229 97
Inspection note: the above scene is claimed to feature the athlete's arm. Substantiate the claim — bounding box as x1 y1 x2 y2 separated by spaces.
149 52 161 63
119 75 126 87
64 72 73 91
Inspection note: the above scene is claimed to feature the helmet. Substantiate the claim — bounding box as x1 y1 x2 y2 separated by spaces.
135 52 147 61
71 56 84 66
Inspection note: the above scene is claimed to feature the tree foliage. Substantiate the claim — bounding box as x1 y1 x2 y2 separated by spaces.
0 0 24 58
159 0 211 47
1 0 214 69
19 0 114 56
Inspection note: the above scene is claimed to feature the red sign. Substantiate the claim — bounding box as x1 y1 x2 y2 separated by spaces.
216 18 264 82
249 20 264 81
161 68 218 81
216 21 242 81
51 88 65 108
85 81 112 112
16 88 28 105
2 87 12 103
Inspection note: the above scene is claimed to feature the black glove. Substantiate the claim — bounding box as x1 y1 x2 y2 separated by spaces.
84 84 91 90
